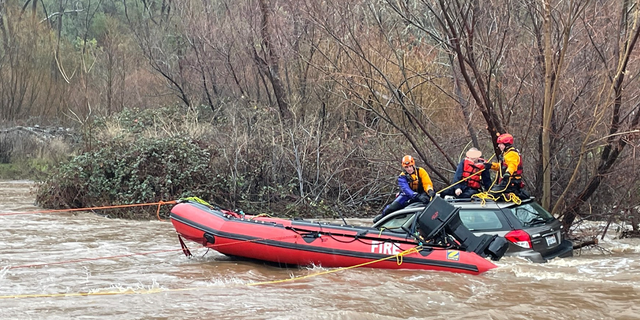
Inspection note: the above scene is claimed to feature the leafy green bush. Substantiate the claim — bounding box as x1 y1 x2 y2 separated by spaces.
35 136 224 219
34 105 397 220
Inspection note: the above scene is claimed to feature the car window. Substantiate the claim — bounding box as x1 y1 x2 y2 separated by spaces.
459 210 503 231
379 213 413 230
509 202 554 226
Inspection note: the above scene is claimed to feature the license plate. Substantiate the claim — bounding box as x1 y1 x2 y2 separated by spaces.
545 235 557 246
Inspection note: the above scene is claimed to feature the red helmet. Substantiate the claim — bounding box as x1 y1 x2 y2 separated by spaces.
497 133 514 145
401 155 415 167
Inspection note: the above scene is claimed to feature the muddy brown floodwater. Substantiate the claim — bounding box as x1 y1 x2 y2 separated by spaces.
1 180 639 319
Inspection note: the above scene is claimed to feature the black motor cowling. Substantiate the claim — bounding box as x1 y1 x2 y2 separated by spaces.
415 197 509 261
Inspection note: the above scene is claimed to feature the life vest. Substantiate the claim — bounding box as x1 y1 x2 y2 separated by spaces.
500 147 523 180
402 167 424 193
462 158 483 189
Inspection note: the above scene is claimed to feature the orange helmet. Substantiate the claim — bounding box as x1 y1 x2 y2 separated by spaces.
401 155 415 167
497 133 514 145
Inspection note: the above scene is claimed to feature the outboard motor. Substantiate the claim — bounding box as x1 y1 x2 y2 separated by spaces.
415 197 509 261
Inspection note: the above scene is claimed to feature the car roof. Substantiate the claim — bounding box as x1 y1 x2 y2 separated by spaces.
372 197 539 226
446 197 536 210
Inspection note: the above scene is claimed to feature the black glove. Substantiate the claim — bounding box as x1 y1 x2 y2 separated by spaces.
427 189 436 198
503 172 511 180
484 162 492 170
417 193 430 203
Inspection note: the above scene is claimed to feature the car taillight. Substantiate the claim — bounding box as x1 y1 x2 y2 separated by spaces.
504 229 532 249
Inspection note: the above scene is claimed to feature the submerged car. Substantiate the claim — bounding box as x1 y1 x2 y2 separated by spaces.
372 197 573 263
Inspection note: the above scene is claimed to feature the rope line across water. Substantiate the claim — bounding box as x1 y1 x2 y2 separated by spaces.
0 200 177 216
0 246 422 299
0 198 424 299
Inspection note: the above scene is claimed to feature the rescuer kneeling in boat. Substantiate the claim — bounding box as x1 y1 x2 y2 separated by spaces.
373 155 435 223
487 133 529 199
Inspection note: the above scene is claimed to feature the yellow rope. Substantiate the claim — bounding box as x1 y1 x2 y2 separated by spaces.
179 196 213 207
484 171 522 204
179 197 273 220
247 246 423 286
470 192 497 205
471 190 522 205
502 192 522 205
0 285 235 299
437 154 496 194
395 246 421 265
0 246 424 299
436 169 486 194
249 213 274 220
0 288 166 299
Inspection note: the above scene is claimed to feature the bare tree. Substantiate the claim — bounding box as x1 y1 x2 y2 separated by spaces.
302 0 460 184
539 0 589 208
124 0 193 108
386 0 512 149
254 0 293 121
382 0 640 233
558 0 640 229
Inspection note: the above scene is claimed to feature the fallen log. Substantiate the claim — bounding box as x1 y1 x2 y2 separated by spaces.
573 237 598 249
621 230 640 239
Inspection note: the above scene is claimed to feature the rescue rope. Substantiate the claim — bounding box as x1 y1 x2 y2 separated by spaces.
0 200 177 217
155 200 174 221
436 154 496 194
249 213 274 220
0 288 168 299
501 192 522 205
438 153 523 205
179 196 214 207
436 169 486 194
5 234 297 271
177 197 266 220
394 246 422 265
470 190 522 205
471 165 522 204
0 246 424 299
246 246 423 286
5 248 188 270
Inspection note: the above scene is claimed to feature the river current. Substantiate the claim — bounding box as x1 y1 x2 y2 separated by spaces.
1 180 638 319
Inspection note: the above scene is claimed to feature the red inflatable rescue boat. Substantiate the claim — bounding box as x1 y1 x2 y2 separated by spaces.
170 197 508 275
